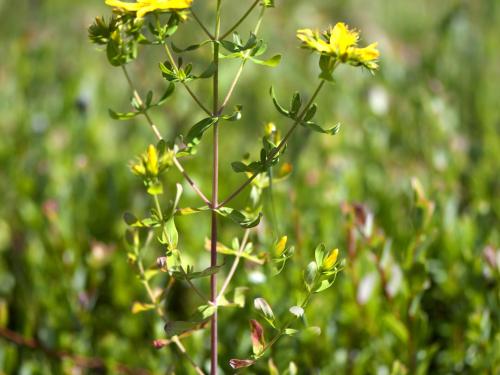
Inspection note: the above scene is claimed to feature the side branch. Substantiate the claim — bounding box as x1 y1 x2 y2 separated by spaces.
219 0 260 40
217 80 326 209
120 66 211 206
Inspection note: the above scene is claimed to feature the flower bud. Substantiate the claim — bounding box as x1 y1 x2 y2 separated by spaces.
274 236 288 256
131 162 146 176
322 248 339 270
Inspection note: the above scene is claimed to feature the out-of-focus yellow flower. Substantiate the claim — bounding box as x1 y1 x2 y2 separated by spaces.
105 0 193 18
274 236 288 256
322 248 339 270
297 22 379 71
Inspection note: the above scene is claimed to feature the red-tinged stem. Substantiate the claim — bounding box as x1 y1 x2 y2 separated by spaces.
210 1 222 374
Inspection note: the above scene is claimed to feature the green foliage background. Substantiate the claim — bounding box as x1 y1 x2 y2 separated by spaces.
0 0 499 373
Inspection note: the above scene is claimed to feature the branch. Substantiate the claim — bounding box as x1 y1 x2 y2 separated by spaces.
219 0 260 40
191 9 215 40
120 65 211 207
217 80 326 209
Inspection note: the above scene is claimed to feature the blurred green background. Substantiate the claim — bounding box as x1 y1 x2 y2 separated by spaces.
0 0 499 374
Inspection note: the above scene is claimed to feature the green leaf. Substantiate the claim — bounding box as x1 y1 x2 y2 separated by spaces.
108 109 141 120
269 86 290 117
250 54 282 67
215 207 262 228
185 117 218 147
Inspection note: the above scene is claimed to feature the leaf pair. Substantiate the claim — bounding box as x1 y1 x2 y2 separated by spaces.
109 83 175 120
270 87 341 135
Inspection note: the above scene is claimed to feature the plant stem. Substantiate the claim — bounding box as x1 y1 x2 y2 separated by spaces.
216 229 251 302
210 2 222 373
219 0 260 40
217 80 326 208
120 65 211 206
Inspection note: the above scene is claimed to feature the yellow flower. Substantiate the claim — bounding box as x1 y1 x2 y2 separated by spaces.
327 22 359 57
297 22 379 71
105 0 193 18
322 248 339 270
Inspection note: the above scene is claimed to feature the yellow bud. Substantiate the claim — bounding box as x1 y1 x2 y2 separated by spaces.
146 144 158 176
322 248 339 270
274 236 288 256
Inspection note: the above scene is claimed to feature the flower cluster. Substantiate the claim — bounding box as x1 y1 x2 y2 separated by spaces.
105 0 192 19
130 144 173 178
297 22 379 71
